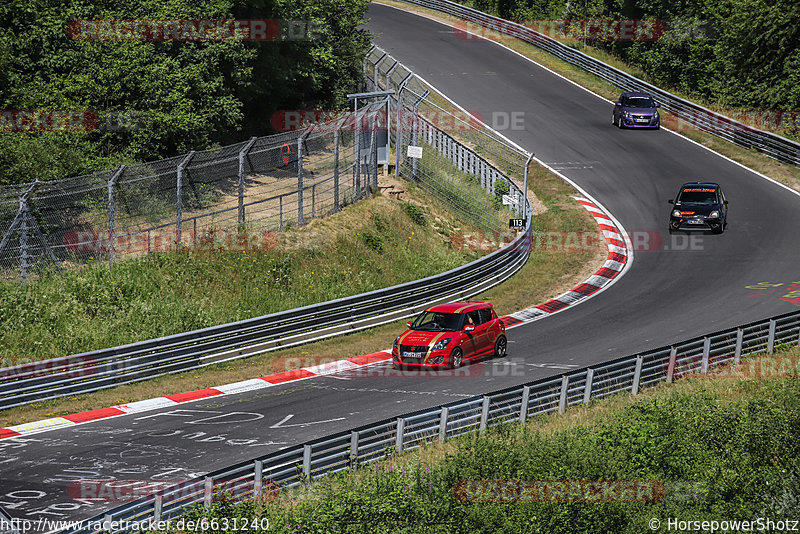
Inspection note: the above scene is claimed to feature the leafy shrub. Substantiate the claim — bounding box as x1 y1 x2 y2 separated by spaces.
402 202 428 226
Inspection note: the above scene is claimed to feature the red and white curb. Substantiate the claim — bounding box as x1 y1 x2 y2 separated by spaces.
502 197 630 327
0 201 628 441
0 352 392 440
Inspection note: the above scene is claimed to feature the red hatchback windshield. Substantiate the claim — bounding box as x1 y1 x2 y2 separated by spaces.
410 311 463 332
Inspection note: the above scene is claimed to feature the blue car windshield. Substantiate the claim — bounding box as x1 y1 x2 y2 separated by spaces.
678 191 718 204
411 311 463 332
624 97 655 108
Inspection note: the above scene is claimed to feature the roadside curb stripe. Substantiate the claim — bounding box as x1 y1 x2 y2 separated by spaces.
509 197 628 325
0 199 625 439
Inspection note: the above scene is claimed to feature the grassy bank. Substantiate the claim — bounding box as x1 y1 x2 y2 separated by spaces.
0 152 602 426
164 350 800 533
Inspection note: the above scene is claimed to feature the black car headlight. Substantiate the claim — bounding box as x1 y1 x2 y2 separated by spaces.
709 210 720 218
672 210 682 218
431 338 452 351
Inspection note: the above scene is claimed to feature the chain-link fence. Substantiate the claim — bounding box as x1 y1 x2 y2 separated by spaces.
0 102 386 282
363 47 532 234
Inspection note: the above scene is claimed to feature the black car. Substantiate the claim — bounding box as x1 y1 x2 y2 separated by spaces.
612 91 661 129
668 182 728 234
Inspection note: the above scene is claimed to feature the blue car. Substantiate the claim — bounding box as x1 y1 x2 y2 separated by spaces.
612 92 661 129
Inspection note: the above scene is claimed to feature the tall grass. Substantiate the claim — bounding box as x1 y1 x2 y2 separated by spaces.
0 195 481 364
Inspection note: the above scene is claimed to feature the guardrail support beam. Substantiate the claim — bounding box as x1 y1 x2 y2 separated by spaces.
479 396 490 433
350 431 359 466
396 418 405 453
767 319 776 354
701 337 710 374
632 355 644 395
203 477 213 508
439 407 449 443
558 376 569 414
520 386 530 421
583 368 594 404
254 460 263 499
153 492 162 523
735 329 744 364
667 347 677 383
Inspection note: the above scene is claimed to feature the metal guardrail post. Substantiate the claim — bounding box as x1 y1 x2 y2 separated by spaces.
632 355 643 395
667 346 677 383
735 328 744 364
350 431 359 465
107 165 125 265
439 407 449 443
369 111 377 192
479 396 490 433
176 151 195 246
302 445 312 481
520 385 530 421
203 477 213 508
354 107 361 199
238 137 257 226
701 337 711 374
153 492 162 523
254 460 263 499
583 368 594 404
767 319 776 354
396 418 405 453
395 73 414 178
558 376 569 414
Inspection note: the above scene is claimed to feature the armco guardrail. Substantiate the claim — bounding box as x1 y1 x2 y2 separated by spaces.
66 308 800 534
396 0 800 167
0 103 534 411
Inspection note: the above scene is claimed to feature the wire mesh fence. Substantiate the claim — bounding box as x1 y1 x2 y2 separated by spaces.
0 103 386 282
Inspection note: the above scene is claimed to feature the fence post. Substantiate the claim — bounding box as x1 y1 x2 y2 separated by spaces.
767 319 776 354
411 91 429 182
298 133 307 226
254 460 263 500
279 196 283 231
350 431 359 466
19 201 29 284
632 355 643 395
583 368 594 404
396 418 405 453
520 385 530 422
238 137 257 226
302 444 312 481
354 107 361 199
558 376 569 414
333 122 340 211
666 346 677 383
701 337 710 374
203 477 213 508
108 165 125 266
371 110 378 191
176 151 195 246
479 396 490 434
439 407 449 443
735 328 744 364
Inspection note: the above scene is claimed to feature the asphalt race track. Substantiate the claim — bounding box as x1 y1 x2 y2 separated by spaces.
4 3 800 528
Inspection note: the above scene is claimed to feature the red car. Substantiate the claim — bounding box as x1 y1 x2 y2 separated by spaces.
392 301 507 369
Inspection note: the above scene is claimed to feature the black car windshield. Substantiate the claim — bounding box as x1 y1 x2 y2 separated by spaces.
678 190 718 204
411 311 463 332
624 96 655 108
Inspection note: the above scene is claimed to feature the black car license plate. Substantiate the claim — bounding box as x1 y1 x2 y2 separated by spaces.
688 219 703 225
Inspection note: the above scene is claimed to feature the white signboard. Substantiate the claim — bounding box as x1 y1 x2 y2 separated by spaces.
407 146 423 159
502 194 516 206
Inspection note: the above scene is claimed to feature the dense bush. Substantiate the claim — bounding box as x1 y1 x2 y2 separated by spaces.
0 0 371 184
